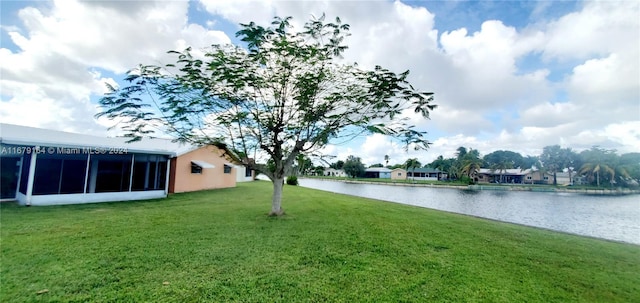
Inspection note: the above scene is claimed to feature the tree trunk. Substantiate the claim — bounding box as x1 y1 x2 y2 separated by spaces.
568 169 573 185
270 177 285 216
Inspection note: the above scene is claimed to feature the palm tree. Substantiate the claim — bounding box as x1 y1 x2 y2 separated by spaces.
448 160 461 180
490 160 513 183
461 158 482 180
609 163 632 187
455 147 468 161
384 155 390 167
579 162 613 187
579 146 619 187
580 163 631 187
459 149 482 182
431 155 452 179
404 158 422 181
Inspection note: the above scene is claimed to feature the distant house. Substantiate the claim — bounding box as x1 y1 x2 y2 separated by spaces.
476 168 532 184
391 168 406 180
324 168 347 177
0 123 248 206
475 168 580 185
523 170 573 185
522 170 546 184
364 167 392 179
407 167 446 181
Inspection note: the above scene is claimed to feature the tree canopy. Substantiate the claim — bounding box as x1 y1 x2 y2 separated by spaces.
96 15 436 215
540 145 578 185
423 145 638 187
343 155 365 178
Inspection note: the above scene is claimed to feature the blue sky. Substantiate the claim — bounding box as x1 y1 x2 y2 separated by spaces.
1 0 638 166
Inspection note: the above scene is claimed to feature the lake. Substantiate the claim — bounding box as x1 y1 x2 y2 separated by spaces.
298 179 640 245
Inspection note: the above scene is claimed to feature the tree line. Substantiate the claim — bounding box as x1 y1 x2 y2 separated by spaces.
316 145 640 188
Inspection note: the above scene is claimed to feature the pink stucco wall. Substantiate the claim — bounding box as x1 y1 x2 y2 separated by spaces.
169 146 236 193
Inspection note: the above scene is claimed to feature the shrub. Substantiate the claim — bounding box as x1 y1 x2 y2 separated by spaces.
286 176 298 185
460 176 475 185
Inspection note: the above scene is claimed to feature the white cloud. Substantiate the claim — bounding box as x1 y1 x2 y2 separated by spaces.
437 20 550 110
543 0 639 61
199 0 276 26
1 0 638 164
519 102 580 128
567 53 639 111
0 0 231 134
0 85 75 129
601 121 640 153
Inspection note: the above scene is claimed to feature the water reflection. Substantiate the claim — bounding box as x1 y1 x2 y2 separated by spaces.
298 179 640 245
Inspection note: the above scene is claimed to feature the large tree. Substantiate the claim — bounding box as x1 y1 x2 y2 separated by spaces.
620 153 640 183
330 160 345 170
483 150 524 168
295 154 313 176
540 145 573 186
483 150 523 183
539 145 581 185
521 155 539 170
97 15 436 216
343 155 366 178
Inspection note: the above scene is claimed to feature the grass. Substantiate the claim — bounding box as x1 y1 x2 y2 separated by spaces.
1 181 639 302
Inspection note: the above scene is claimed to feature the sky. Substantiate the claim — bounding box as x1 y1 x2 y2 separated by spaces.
1 0 639 166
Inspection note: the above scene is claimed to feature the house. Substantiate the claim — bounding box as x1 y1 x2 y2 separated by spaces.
168 145 239 193
0 123 249 205
523 170 574 185
522 170 545 184
235 165 255 182
235 157 256 182
324 168 347 177
406 167 446 181
391 168 406 180
476 168 532 184
364 167 392 179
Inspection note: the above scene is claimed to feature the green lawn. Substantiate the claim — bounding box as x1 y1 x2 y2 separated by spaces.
1 181 638 302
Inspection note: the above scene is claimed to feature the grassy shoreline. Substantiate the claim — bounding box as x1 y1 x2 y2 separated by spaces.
2 181 639 302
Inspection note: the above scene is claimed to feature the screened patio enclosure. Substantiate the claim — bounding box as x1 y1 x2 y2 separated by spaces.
0 123 253 205
0 144 171 206
0 124 174 206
